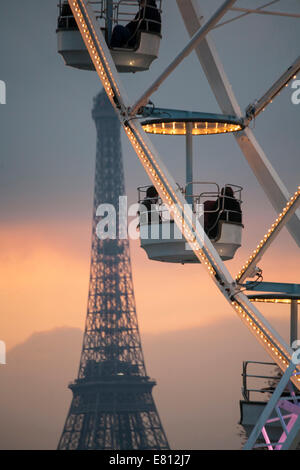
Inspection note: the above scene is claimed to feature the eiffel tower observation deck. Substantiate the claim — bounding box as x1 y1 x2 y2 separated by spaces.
58 89 169 450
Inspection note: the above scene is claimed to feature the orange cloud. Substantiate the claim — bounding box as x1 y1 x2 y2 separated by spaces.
0 221 298 350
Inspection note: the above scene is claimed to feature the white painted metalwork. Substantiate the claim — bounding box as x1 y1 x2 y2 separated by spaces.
230 6 300 20
214 0 281 30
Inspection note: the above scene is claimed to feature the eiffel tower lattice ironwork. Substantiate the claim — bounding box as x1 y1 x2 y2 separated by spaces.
58 90 169 450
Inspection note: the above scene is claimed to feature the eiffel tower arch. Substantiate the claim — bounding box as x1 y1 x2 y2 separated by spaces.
58 90 169 450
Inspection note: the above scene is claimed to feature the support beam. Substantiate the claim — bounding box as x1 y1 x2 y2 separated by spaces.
236 187 300 282
245 282 300 295
186 123 193 205
215 1 282 30
246 56 300 121
291 300 298 346
177 0 300 247
130 0 237 116
230 6 300 20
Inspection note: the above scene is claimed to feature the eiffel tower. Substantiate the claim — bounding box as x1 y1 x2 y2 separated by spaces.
58 90 169 450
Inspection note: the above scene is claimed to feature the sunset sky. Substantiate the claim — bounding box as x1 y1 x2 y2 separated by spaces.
0 0 299 449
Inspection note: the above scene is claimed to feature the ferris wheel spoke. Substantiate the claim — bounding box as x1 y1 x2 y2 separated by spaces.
245 56 300 121
230 6 300 20
237 187 300 283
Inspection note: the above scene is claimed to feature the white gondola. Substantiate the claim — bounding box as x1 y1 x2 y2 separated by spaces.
56 1 162 73
138 183 243 264
110 32 161 73
57 29 161 73
140 220 242 263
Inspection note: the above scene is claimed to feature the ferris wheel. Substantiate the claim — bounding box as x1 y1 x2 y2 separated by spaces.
56 0 300 449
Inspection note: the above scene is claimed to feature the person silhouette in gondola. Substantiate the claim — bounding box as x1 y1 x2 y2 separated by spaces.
110 0 161 48
138 185 162 226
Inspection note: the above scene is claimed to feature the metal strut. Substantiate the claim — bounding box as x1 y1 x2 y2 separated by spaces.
230 6 300 20
237 186 300 283
244 358 300 450
67 0 300 388
245 56 300 122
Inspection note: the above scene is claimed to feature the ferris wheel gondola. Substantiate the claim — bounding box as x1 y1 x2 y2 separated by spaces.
57 0 162 72
138 182 243 263
137 108 244 263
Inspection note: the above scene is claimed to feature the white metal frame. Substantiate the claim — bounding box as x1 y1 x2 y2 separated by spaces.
67 0 300 392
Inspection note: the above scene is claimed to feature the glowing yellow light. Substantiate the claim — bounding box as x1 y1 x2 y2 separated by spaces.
142 120 243 136
249 298 300 305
